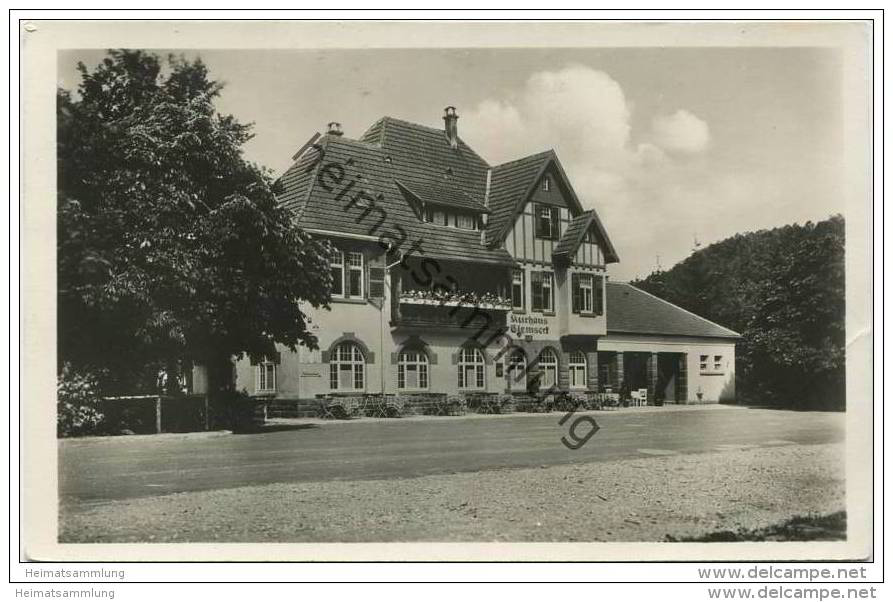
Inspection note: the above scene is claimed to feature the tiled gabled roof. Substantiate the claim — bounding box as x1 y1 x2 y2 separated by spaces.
361 116 490 203
279 123 513 266
484 151 619 263
275 140 326 222
485 151 553 246
277 114 617 268
554 210 596 259
553 210 620 265
606 282 741 339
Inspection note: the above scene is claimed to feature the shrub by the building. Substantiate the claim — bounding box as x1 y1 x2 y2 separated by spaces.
57 364 106 437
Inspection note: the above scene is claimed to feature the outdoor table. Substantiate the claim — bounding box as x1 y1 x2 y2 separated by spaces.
433 396 463 416
363 396 389 418
318 396 361 419
478 395 502 414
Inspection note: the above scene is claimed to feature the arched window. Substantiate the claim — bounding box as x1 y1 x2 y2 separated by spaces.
398 349 429 390
457 346 485 390
329 342 365 391
568 351 587 390
506 348 527 391
539 348 559 390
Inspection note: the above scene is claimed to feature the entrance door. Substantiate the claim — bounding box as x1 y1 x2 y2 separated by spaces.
656 352 686 404
677 353 688 403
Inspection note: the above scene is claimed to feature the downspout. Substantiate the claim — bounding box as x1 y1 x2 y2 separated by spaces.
380 276 386 394
481 167 492 246
380 251 405 394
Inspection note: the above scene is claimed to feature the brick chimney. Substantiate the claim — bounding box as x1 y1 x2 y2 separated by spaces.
326 122 343 137
443 106 459 149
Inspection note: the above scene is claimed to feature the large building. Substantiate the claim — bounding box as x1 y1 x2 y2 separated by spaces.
213 108 739 404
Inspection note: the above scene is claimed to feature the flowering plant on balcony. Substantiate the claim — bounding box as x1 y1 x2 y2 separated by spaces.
400 288 512 309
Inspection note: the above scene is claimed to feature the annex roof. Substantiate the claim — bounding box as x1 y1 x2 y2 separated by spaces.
606 282 741 339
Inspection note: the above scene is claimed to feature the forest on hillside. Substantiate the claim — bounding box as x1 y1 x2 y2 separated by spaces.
632 215 845 410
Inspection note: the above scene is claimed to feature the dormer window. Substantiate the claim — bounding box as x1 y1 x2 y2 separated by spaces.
424 208 478 231
426 209 448 226
543 176 551 192
456 213 477 231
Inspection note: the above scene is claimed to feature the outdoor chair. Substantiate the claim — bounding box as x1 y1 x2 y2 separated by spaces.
540 393 557 413
559 391 589 412
511 393 540 413
600 392 621 410
436 395 466 416
424 393 449 416
582 391 602 411
318 396 361 420
385 395 405 418
471 393 501 414
497 394 515 414
360 394 387 418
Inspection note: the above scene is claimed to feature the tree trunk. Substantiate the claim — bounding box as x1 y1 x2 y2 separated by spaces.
203 352 234 430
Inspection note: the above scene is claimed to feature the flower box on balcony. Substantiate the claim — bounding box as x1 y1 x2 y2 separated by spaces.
398 295 512 311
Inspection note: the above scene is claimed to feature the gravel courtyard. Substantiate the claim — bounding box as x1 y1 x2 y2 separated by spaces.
60 441 844 543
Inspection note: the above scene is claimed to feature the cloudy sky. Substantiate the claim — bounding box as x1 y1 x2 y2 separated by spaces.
59 47 844 280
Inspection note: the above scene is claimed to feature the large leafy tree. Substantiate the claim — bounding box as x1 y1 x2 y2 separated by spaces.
633 215 845 409
58 50 332 395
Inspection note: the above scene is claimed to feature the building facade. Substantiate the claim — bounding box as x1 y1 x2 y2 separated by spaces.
207 108 738 404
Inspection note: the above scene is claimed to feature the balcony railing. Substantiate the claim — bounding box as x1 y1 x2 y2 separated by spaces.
398 289 512 311
392 290 510 331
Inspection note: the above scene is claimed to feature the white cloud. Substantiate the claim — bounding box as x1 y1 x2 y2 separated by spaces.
651 109 711 154
461 65 732 279
463 65 634 172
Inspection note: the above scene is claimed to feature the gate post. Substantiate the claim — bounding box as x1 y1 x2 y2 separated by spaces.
614 352 624 390
647 353 658 404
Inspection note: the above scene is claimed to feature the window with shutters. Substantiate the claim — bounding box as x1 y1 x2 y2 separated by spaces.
457 346 485 390
398 349 429 390
531 271 554 313
511 269 525 311
535 204 560 239
572 273 594 314
593 274 604 316
329 343 365 391
369 266 385 299
568 351 587 390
